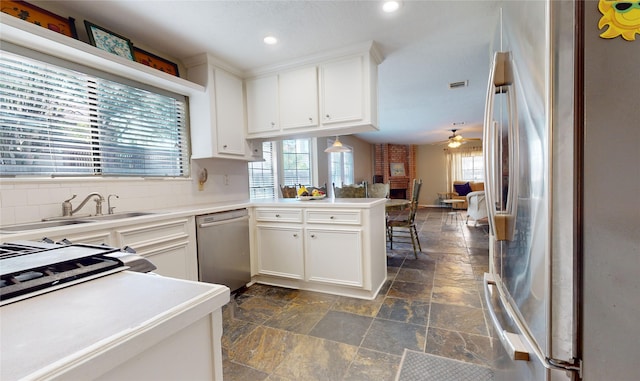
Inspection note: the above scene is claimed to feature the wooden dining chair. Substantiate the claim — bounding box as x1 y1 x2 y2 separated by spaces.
367 182 390 198
333 182 367 198
386 179 422 258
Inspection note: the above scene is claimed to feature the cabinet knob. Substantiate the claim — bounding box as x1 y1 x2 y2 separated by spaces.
293 233 298 238
308 117 313 122
325 114 331 119
330 216 335 219
223 144 228 149
275 214 280 217
310 234 316 238
271 122 275 127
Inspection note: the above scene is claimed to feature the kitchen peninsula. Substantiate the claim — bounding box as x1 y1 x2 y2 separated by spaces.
250 198 387 300
1 272 229 380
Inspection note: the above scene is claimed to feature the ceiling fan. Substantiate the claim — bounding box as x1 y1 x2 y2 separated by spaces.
435 129 481 148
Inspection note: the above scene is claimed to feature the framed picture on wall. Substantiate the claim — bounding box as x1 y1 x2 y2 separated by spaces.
84 20 134 60
390 163 405 177
1 0 78 38
133 47 180 77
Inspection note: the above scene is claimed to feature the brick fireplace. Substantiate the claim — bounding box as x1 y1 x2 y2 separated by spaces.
373 144 417 199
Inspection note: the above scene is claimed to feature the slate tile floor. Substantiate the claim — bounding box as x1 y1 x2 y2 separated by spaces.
222 207 495 380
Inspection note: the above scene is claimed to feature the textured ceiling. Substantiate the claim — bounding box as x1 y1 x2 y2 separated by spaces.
50 0 501 145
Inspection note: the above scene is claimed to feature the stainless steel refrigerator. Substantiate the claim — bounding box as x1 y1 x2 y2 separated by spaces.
482 1 579 380
483 1 639 380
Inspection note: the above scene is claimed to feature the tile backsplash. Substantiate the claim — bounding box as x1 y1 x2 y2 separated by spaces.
0 158 250 225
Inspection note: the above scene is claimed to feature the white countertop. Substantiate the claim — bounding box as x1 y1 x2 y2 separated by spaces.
0 271 230 380
250 197 387 208
0 198 386 241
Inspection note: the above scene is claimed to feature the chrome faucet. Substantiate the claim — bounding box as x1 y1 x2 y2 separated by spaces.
108 194 119 214
62 193 105 216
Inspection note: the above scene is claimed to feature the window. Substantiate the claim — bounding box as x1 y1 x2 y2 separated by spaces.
248 142 275 199
248 138 313 199
328 138 354 186
445 146 483 190
0 46 189 177
281 139 311 186
462 155 484 181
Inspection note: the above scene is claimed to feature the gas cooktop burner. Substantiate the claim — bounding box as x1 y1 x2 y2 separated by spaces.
0 240 129 305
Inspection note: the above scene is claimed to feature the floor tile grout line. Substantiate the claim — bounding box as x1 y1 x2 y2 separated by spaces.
223 208 492 380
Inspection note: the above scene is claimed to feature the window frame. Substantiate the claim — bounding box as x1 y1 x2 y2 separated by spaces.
327 138 354 186
0 42 191 179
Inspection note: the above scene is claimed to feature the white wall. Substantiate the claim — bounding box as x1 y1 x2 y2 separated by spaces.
0 158 249 225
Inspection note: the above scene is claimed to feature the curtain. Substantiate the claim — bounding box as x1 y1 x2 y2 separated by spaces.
444 146 483 193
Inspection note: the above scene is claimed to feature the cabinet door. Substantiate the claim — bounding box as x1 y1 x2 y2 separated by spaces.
256 225 304 279
246 75 279 134
305 228 363 287
279 66 318 130
214 69 246 155
320 56 364 125
115 218 197 281
141 242 192 279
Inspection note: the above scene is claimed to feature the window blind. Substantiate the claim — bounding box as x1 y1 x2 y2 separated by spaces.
0 48 189 177
248 141 275 199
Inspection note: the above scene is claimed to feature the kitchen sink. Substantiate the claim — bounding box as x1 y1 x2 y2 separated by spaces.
77 211 157 221
0 220 94 233
0 212 159 233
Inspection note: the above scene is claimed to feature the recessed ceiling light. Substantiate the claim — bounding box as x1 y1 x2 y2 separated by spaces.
263 36 278 45
382 1 401 13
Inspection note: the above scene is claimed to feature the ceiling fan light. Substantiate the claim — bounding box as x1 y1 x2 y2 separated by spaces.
448 140 462 148
325 137 351 153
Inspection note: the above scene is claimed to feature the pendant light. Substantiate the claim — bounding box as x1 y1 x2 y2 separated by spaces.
324 136 351 153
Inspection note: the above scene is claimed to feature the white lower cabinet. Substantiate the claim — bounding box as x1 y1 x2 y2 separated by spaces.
115 217 198 281
252 204 386 299
305 228 362 287
45 218 197 280
49 230 114 247
256 225 304 279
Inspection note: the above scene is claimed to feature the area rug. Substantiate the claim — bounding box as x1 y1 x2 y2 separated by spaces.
395 350 494 381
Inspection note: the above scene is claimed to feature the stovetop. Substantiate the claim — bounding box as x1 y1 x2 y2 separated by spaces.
0 239 154 306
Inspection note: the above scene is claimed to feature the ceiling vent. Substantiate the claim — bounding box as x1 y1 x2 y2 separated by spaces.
449 80 469 89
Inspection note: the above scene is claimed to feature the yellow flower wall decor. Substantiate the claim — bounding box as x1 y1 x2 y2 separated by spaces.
598 0 640 40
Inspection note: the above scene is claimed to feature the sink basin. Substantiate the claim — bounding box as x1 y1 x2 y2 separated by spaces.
78 212 157 221
0 220 94 233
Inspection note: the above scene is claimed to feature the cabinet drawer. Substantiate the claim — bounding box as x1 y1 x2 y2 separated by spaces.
116 219 190 247
305 209 361 225
255 208 303 223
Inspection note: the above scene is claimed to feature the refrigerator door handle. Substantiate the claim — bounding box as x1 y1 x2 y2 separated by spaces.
483 273 530 361
482 51 518 241
483 53 500 239
484 273 583 376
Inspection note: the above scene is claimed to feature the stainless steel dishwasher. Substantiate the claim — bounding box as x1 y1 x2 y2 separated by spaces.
195 208 250 292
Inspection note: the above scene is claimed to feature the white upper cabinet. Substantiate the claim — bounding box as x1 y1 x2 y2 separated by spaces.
246 75 279 134
278 66 318 130
185 54 254 160
244 41 382 140
214 68 246 155
320 55 364 126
